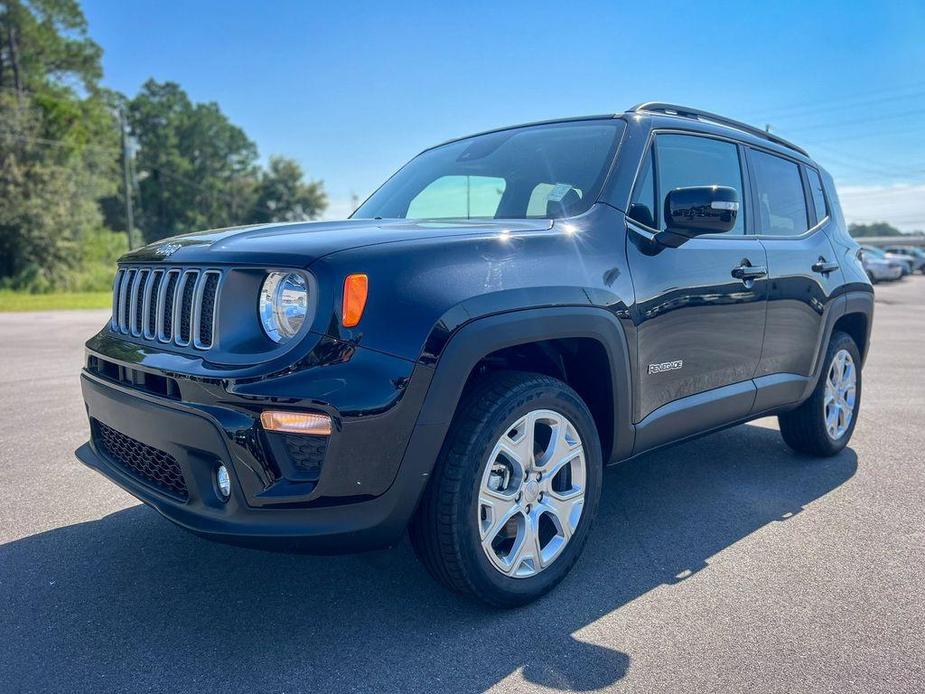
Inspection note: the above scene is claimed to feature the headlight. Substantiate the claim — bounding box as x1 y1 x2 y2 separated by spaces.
259 272 309 343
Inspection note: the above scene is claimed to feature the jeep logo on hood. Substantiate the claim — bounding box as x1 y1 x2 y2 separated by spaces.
153 242 182 258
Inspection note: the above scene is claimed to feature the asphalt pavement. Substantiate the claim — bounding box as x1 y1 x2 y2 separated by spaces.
1 278 922 693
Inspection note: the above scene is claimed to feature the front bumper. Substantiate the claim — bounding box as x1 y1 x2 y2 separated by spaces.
78 355 437 551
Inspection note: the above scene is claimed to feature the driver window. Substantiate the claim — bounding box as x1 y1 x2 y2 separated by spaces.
655 134 745 234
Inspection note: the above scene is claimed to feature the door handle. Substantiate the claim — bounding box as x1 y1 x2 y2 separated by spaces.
731 264 768 281
812 258 840 275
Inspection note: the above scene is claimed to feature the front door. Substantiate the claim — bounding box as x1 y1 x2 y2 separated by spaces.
626 132 768 425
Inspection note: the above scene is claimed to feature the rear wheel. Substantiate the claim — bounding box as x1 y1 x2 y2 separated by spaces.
410 371 602 607
778 331 861 456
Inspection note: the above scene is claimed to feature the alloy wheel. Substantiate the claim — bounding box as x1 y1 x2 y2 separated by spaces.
477 409 586 578
824 349 857 440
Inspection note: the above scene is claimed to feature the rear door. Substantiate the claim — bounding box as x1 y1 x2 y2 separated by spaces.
626 132 768 426
748 150 842 402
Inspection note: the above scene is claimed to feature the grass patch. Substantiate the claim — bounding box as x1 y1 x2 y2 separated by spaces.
0 290 112 312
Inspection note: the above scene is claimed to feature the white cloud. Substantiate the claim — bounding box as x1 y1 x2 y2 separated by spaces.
837 182 925 232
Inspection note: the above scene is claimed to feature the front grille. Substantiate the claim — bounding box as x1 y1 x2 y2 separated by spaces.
111 266 222 350
94 420 189 500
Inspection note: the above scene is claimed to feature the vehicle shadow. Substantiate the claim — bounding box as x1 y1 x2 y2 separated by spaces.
0 423 857 693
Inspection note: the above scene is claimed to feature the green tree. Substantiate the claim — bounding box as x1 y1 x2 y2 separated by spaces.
0 0 119 290
128 80 260 242
248 155 326 224
848 222 904 238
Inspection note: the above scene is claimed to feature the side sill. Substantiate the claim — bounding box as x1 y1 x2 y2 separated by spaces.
632 380 756 454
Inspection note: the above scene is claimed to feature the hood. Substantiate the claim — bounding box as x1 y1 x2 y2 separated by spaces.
121 218 553 267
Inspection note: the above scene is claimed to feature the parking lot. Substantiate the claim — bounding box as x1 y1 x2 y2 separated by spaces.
1 277 922 693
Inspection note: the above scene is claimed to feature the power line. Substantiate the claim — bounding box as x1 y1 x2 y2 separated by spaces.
801 125 925 146
776 107 925 135
738 81 925 120
751 89 925 124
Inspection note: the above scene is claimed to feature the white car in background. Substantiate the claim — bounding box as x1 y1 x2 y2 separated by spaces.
860 245 914 276
883 246 925 274
860 250 903 283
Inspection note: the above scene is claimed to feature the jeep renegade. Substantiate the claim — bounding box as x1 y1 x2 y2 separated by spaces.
77 103 873 606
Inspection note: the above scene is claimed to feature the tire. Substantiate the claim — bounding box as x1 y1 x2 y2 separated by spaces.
410 371 603 607
778 331 862 457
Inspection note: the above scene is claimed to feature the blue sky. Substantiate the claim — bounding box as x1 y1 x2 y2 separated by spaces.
83 0 925 229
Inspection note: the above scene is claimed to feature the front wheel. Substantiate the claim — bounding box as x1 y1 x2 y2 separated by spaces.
778 331 862 456
410 371 602 607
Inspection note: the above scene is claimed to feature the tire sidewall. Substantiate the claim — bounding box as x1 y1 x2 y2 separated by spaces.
455 381 603 605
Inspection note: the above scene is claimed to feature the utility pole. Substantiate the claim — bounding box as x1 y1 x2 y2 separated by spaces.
119 108 136 249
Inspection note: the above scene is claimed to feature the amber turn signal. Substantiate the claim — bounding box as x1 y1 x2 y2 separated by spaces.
342 273 368 327
260 411 333 436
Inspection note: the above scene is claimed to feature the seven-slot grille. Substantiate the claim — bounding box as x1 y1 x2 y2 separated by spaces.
111 266 221 350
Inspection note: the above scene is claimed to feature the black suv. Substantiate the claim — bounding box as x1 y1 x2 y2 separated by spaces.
77 103 873 606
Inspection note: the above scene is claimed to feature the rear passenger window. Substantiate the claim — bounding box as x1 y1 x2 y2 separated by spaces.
655 134 745 234
806 168 828 224
750 150 809 236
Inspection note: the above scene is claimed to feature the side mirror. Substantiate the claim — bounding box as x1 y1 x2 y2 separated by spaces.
658 186 739 246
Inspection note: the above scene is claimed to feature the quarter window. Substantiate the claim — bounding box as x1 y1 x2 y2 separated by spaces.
750 150 809 236
806 168 828 224
655 134 745 234
628 149 656 228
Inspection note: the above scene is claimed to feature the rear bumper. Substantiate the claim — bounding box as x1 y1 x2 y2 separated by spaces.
78 372 436 552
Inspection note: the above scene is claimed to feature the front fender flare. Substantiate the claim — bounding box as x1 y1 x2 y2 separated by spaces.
399 307 634 492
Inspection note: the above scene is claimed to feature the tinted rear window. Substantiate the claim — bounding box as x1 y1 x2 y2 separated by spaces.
750 150 809 236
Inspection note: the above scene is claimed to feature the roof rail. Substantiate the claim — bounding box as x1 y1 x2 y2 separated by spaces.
628 102 809 157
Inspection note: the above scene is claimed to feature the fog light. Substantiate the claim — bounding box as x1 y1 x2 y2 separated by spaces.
216 464 231 500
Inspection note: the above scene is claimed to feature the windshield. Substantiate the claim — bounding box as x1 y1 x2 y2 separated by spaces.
353 119 625 221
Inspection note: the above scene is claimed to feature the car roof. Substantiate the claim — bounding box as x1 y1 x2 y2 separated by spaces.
425 103 816 166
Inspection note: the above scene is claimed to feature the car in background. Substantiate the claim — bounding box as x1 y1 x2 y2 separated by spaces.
860 245 913 276
860 249 903 283
883 245 925 274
